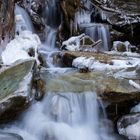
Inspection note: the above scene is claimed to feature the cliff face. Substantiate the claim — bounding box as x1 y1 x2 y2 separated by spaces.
113 0 140 13
0 0 15 48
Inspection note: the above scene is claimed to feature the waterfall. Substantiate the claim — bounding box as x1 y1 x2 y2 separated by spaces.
0 0 120 140
44 0 61 28
2 92 116 140
85 24 110 51
15 5 34 34
75 0 110 51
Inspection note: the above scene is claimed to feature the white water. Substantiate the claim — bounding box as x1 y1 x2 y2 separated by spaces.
75 0 110 51
1 0 119 140
15 5 34 34
3 92 116 140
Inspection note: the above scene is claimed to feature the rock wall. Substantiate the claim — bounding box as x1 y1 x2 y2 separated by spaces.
0 0 15 48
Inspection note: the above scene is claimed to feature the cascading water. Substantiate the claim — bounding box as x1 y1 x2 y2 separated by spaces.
15 5 34 34
3 91 116 140
85 24 110 51
75 0 110 51
39 0 61 68
0 0 120 140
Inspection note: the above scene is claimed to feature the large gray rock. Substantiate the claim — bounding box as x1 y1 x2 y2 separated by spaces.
0 59 35 123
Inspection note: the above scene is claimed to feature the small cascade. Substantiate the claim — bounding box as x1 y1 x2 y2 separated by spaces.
45 0 61 28
2 92 116 140
85 23 110 51
39 27 58 68
15 5 34 34
38 0 62 68
75 0 110 51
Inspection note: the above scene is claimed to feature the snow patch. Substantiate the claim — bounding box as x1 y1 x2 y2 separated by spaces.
1 31 41 65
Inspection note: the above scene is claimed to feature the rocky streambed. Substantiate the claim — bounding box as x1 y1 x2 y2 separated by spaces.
0 0 140 140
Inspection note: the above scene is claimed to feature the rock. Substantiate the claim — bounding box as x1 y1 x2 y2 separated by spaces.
40 69 140 103
0 132 23 140
113 0 140 13
117 113 140 139
0 59 35 123
0 0 15 47
61 51 140 68
33 71 46 100
58 0 81 41
61 34 102 52
40 68 140 123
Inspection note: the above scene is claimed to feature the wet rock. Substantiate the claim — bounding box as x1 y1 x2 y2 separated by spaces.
117 113 140 139
33 72 46 101
40 69 140 103
0 132 23 140
0 59 35 123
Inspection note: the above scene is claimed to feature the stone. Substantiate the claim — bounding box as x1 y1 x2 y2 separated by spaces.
0 59 35 123
40 69 140 103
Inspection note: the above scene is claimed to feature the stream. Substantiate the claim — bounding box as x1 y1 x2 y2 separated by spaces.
0 0 124 140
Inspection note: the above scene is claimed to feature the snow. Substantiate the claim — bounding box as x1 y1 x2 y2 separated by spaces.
72 56 140 72
125 121 140 138
1 31 41 65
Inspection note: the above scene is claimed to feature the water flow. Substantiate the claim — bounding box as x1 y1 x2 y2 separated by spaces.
75 0 110 51
39 0 61 68
15 5 34 34
85 24 110 51
3 92 116 140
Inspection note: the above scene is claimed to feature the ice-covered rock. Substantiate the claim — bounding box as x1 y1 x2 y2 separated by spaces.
72 56 140 72
112 41 137 52
1 31 41 65
61 34 85 51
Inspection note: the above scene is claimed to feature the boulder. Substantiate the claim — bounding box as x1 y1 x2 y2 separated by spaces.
0 59 35 123
40 69 140 103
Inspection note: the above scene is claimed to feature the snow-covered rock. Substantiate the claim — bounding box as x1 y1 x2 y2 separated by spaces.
72 56 140 72
61 34 85 51
1 31 41 65
112 41 136 52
